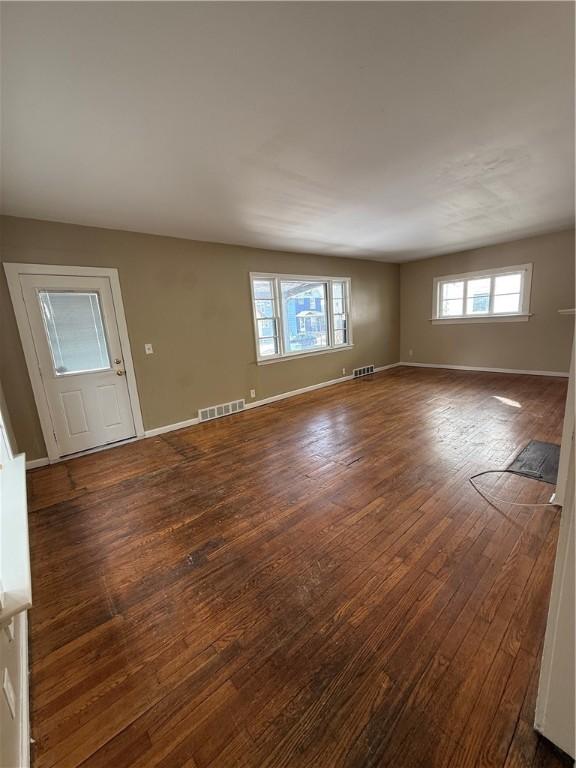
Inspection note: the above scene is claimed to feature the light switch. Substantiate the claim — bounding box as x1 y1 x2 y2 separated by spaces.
145 344 154 355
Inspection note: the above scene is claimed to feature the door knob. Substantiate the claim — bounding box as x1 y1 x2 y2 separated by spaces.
116 370 125 376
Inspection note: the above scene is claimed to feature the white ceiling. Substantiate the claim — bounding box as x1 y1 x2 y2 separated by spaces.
1 2 574 262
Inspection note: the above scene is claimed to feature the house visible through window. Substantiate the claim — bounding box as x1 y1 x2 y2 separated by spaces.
433 264 532 323
250 274 352 361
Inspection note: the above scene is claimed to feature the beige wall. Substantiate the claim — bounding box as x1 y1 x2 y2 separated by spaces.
0 216 400 460
2 217 573 463
400 229 575 373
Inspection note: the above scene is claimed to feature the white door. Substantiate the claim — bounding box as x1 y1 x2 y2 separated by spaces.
20 274 136 456
535 337 575 758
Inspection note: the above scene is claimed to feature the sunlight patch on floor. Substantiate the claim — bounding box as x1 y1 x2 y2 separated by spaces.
493 395 522 408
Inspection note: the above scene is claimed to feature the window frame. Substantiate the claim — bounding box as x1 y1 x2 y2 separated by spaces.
250 272 353 364
38 288 113 377
431 263 533 324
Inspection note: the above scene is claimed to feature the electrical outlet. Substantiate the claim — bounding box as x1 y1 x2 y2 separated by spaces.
250 389 256 399
145 343 154 355
342 368 346 376
408 349 414 357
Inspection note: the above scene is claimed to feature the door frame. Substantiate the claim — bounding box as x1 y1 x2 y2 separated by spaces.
554 317 575 507
4 263 145 462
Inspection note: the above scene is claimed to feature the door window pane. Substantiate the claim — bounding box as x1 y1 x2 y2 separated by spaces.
280 281 328 353
38 291 111 375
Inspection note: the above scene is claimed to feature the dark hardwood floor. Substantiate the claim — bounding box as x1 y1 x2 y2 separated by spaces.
27 366 572 768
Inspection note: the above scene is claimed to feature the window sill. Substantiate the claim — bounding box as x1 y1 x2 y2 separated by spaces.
257 344 354 365
431 313 531 325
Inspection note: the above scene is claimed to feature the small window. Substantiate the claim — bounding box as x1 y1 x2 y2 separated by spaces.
252 278 280 359
250 273 352 362
280 280 328 354
432 264 532 323
38 290 111 375
332 280 349 346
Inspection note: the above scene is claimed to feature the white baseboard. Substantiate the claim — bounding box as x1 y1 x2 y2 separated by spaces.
244 362 400 412
399 362 569 377
25 438 141 469
144 363 401 437
27 360 565 469
375 363 401 373
25 457 50 470
121 362 401 442
144 417 199 438
25 362 401 466
244 377 352 410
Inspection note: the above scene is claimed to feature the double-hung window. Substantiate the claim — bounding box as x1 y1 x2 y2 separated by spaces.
432 264 532 323
250 273 352 362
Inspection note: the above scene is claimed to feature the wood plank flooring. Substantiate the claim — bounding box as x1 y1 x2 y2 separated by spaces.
27 367 573 768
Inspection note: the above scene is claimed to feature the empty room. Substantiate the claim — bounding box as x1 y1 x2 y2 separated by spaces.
0 2 575 767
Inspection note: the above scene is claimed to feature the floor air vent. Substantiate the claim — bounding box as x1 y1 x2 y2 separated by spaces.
199 399 245 422
353 365 375 378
